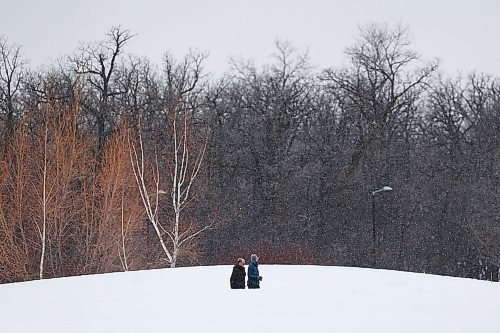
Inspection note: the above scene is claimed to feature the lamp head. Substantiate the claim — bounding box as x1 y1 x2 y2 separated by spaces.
372 186 394 196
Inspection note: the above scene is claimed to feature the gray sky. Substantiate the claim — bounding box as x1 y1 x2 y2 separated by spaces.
1 0 499 76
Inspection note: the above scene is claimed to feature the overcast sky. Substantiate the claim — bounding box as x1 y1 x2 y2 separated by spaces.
1 0 499 76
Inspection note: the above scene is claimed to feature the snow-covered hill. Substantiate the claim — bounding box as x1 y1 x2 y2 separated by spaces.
0 265 498 332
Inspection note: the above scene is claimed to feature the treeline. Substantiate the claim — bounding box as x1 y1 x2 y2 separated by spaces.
0 24 498 283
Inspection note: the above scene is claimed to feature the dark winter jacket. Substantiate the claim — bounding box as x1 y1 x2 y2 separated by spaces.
230 265 246 289
247 262 260 289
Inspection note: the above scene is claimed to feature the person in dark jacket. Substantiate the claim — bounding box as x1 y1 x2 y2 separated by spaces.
247 254 262 289
230 258 246 289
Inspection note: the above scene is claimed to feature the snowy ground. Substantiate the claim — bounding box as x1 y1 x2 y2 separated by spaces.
0 265 498 332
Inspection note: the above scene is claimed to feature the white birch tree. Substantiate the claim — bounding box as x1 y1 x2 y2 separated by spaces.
130 106 210 268
38 125 48 279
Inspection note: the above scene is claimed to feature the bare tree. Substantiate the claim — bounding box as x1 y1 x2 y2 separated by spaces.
0 117 34 282
30 98 94 278
71 27 134 153
93 123 145 272
130 104 210 268
23 60 80 109
215 41 315 244
37 124 48 279
322 23 438 174
167 106 210 266
116 56 160 122
0 36 27 142
425 74 500 275
163 50 208 99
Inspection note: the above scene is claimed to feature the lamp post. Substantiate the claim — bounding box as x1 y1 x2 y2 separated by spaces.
372 186 393 267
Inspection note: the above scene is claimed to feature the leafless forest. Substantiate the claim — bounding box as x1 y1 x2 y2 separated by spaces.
0 24 498 283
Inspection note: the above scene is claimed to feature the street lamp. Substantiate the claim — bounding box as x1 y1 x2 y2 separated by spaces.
371 186 393 267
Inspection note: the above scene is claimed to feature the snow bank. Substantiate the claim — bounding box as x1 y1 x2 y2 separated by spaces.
0 265 498 333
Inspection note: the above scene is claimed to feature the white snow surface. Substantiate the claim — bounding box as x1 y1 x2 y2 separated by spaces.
0 265 498 332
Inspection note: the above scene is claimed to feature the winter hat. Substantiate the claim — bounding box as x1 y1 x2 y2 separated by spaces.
250 254 258 263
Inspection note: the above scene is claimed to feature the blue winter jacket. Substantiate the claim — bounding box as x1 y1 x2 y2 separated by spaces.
247 262 260 289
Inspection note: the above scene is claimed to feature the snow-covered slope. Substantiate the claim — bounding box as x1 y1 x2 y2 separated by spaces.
0 265 498 333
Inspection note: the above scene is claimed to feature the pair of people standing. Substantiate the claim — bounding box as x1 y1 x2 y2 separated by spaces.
230 254 263 289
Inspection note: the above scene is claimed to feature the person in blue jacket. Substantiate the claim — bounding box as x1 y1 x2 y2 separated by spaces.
247 254 263 289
